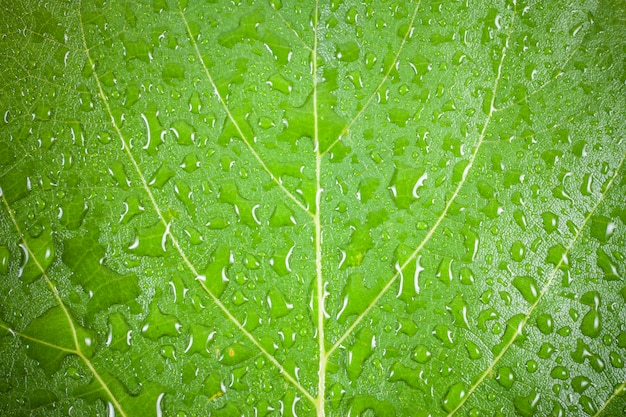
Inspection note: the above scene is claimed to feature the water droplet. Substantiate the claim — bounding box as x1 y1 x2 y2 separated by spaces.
436 257 454 284
170 120 196 146
141 304 181 340
162 62 185 84
120 195 144 224
546 244 568 270
412 344 432 363
512 276 539 304
267 73 292 94
596 248 621 280
0 245 10 274
347 328 375 382
122 37 153 63
433 324 454 348
609 351 624 368
503 170 524 188
510 241 526 262
550 365 569 380
34 104 53 121
18 230 56 284
364 52 377 69
345 5 358 24
160 345 177 360
459 267 474 285
538 342 555 359
173 179 195 216
496 366 516 388
462 229 479 262
180 153 201 174
571 375 592 394
446 295 470 329
243 253 260 270
108 161 131 188
218 342 254 366
97 131 112 144
513 390 540 417
387 107 412 127
124 84 141 107
536 314 554 335
465 340 482 360
580 309 601 338
328 383 345 410
441 382 466 412
336 41 361 62
580 173 593 195
188 91 202 113
231 290 248 306
477 307 498 331
590 215 617 243
266 287 293 319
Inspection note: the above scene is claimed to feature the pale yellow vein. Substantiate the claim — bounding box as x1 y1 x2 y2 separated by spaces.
0 190 127 417
593 381 626 417
179 4 313 218
269 2 313 52
321 0 422 157
79 3 315 404
447 151 626 416
327 3 517 359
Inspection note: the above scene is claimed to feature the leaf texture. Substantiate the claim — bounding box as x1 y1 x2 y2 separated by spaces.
1 0 625 416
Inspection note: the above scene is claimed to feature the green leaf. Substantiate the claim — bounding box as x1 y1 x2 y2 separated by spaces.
1 0 625 416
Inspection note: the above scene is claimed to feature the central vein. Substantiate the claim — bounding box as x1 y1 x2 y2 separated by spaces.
312 1 326 416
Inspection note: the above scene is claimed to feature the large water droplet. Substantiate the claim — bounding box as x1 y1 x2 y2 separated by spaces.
512 276 539 304
441 382 466 412
412 344 432 363
347 328 375 382
496 366 516 388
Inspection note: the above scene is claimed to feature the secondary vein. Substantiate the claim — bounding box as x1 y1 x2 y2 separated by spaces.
321 0 422 156
447 151 626 416
328 1 516 358
80 4 315 404
179 4 313 218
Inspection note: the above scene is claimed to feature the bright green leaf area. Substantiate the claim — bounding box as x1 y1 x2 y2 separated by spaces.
1 0 626 416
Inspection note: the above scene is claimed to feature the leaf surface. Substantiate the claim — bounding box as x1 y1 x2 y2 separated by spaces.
1 0 625 416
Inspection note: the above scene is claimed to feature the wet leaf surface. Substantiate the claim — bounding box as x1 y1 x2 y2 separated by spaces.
1 0 625 416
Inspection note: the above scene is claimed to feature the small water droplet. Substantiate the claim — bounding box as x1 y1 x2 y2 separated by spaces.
0 245 10 274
